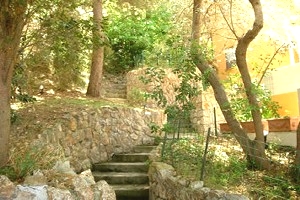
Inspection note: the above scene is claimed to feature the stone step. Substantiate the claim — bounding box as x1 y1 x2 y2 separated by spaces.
93 162 148 173
93 172 148 185
112 153 150 162
105 93 127 99
133 145 157 153
103 83 127 98
92 145 157 200
112 184 149 200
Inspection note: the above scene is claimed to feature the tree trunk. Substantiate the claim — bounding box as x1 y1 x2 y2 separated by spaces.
0 81 11 167
295 122 300 182
0 1 27 167
86 0 104 97
190 0 270 169
297 122 300 165
235 0 269 169
191 0 201 41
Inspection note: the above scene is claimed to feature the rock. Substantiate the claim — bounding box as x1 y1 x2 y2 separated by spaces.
81 159 92 171
15 185 48 200
69 117 77 132
24 171 47 186
223 194 249 200
0 172 116 200
207 190 225 200
190 181 204 189
0 175 16 199
52 160 76 175
94 180 116 200
73 170 95 188
47 186 75 200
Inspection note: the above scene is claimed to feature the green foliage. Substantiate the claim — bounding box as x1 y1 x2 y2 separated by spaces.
127 87 146 106
153 136 163 145
140 35 212 134
224 74 281 121
105 2 173 74
162 139 203 178
10 109 18 124
162 138 248 185
16 94 37 103
205 155 247 188
14 152 37 179
17 0 93 92
0 142 64 182
165 105 195 133
149 122 161 134
290 164 300 183
0 149 37 181
160 136 300 198
258 175 300 199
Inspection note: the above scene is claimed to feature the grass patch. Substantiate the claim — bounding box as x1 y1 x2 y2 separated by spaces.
0 142 64 182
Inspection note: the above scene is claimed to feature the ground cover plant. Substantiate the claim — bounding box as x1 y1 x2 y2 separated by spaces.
161 134 300 199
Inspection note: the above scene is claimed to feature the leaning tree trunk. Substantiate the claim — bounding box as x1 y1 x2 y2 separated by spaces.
0 1 27 167
235 0 269 169
295 122 300 182
190 0 270 169
86 0 104 97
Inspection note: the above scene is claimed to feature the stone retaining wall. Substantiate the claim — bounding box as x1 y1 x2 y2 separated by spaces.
29 106 165 172
127 67 205 132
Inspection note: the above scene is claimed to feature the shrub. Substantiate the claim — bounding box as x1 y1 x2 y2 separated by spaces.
127 87 146 106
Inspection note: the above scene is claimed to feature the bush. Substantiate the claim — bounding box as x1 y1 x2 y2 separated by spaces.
127 88 146 106
0 143 64 182
224 74 281 121
105 3 173 74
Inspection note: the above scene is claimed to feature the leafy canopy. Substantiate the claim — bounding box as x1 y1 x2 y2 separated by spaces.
104 2 173 74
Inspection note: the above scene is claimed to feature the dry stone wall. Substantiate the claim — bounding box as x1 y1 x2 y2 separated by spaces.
29 106 165 172
127 67 208 132
0 165 116 200
127 68 179 108
201 88 226 133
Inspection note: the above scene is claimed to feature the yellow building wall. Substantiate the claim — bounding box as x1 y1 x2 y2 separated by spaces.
209 1 300 118
272 92 299 117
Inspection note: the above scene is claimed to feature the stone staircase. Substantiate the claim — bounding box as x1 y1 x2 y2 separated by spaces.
92 145 156 200
101 74 127 99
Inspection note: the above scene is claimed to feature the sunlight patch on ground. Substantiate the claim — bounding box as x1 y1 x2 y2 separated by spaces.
10 103 24 110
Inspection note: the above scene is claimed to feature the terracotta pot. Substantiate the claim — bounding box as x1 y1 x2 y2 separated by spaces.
241 121 257 133
267 117 300 132
219 121 268 133
219 123 231 133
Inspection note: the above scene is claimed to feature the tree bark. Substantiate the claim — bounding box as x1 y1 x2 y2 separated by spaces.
86 0 104 97
235 0 269 169
0 1 27 167
190 0 270 169
192 0 201 41
295 122 300 181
